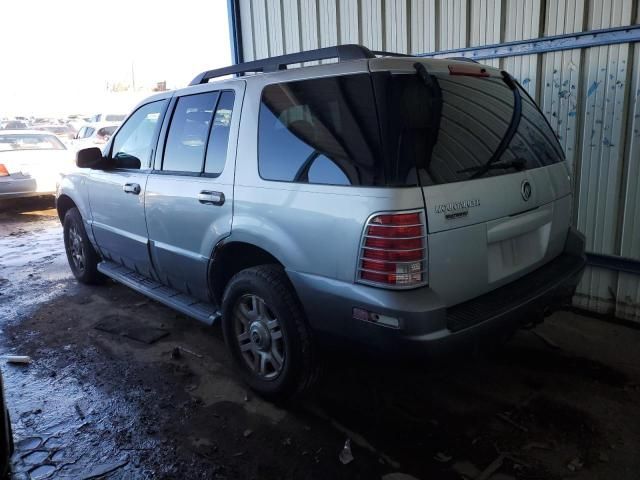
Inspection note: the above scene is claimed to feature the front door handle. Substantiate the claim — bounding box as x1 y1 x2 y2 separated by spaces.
198 190 225 206
123 183 141 195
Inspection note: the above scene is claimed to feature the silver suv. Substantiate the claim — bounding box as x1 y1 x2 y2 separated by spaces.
56 45 586 399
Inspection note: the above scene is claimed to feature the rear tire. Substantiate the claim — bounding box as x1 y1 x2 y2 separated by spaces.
221 265 319 401
63 207 104 284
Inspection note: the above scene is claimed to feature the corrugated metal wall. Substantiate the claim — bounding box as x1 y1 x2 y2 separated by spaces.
236 0 640 323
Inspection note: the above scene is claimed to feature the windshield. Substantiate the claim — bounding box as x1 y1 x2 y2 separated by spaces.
0 133 66 151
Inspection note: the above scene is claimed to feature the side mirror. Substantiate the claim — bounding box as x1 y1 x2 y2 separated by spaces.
76 147 106 169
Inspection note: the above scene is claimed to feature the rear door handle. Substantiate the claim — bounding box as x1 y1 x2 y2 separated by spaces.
123 183 141 195
198 190 225 206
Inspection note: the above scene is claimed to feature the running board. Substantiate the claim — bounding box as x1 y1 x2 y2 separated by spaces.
97 261 220 325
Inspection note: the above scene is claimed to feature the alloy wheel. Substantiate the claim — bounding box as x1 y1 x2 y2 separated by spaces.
68 224 85 273
233 294 285 379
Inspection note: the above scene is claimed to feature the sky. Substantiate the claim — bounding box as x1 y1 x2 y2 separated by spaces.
0 0 231 116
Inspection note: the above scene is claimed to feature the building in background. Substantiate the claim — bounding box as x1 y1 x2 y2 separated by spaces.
228 0 640 323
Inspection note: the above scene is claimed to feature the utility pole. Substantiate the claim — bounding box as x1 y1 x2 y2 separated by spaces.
131 62 136 91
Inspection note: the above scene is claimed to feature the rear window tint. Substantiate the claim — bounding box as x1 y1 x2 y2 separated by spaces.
258 74 386 186
511 85 565 167
378 72 565 186
204 91 235 176
163 92 219 173
258 70 565 188
422 75 516 184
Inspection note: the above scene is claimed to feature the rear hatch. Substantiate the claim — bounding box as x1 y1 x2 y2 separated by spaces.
370 58 572 306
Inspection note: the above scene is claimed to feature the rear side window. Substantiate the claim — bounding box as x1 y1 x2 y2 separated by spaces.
163 92 219 173
163 91 235 175
204 91 235 176
258 74 384 186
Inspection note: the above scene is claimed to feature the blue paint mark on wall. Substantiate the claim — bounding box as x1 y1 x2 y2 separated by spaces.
587 81 601 97
568 111 577 117
522 78 531 85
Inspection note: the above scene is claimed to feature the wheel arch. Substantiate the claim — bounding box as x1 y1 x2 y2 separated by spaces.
56 194 77 223
209 241 286 305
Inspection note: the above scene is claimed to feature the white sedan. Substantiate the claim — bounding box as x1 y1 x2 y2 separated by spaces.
0 130 74 200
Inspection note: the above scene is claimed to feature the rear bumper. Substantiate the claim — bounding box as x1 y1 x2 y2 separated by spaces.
288 227 586 357
0 176 46 200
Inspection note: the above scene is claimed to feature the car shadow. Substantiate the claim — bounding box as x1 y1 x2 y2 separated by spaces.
305 329 629 479
0 197 56 221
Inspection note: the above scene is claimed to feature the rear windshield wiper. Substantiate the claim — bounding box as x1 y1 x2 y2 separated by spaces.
457 158 526 174
411 62 442 175
467 71 522 180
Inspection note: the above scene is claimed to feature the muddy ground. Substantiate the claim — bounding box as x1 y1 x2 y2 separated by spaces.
1 197 639 480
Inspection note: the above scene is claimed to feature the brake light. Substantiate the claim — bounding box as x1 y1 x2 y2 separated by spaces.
0 164 8 176
448 64 489 77
357 211 427 288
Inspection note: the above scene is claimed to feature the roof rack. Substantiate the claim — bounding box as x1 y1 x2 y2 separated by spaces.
370 50 414 58
446 56 480 63
189 44 414 85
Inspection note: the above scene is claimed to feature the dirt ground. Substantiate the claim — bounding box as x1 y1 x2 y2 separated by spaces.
1 197 639 480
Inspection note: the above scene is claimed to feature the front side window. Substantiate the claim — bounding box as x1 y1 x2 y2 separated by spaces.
110 100 167 169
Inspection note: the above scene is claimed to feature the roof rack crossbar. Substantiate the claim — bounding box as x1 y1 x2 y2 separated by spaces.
189 44 376 85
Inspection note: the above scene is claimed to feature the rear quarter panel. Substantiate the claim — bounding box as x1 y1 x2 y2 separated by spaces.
232 64 425 283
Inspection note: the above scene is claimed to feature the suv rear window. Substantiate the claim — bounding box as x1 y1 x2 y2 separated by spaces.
258 70 565 188
375 70 566 186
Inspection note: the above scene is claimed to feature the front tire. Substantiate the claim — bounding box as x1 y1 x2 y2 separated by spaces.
63 207 104 284
221 265 319 401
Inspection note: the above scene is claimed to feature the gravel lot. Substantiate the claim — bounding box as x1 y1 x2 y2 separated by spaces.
1 197 639 479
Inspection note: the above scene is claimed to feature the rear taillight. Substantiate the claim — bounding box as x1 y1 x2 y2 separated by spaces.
357 211 427 289
0 164 8 177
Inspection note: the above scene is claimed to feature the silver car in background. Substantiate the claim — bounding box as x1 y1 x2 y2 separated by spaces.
56 45 586 400
0 130 73 200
